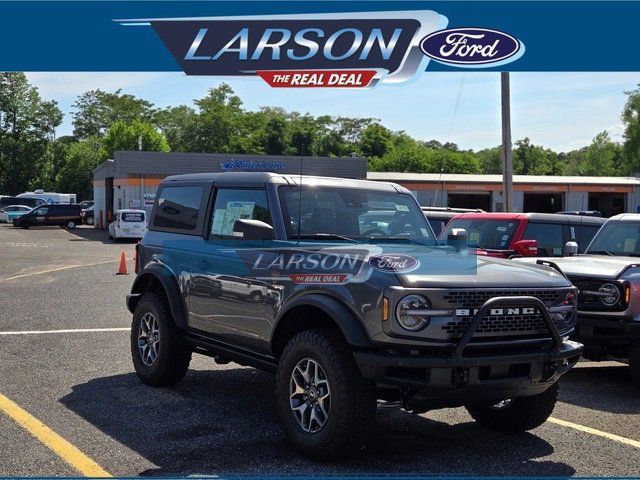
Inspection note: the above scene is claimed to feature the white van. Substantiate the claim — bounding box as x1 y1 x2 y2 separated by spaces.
109 209 148 240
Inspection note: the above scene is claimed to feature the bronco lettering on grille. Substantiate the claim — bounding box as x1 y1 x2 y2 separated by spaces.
455 307 536 316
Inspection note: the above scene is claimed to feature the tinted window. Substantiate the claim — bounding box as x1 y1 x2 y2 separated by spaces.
154 186 203 231
280 186 433 242
576 225 601 252
428 218 448 236
442 219 519 249
210 189 271 237
122 212 145 222
523 222 565 256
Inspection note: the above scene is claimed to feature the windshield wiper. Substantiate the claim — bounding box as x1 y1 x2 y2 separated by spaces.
294 233 360 243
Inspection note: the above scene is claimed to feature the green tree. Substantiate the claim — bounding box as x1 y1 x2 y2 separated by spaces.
100 120 169 159
188 83 245 153
0 72 63 194
579 131 622 176
477 146 502 174
359 124 392 158
622 85 640 174
55 139 102 200
72 89 156 139
154 105 197 152
513 138 553 175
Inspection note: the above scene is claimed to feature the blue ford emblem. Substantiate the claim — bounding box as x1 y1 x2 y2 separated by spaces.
368 254 420 273
420 28 524 67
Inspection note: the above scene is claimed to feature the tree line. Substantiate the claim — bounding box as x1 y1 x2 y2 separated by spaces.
0 72 639 200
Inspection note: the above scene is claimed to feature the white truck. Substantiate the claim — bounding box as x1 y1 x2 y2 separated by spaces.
17 190 77 205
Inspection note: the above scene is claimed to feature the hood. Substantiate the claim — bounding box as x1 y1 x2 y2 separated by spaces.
378 245 570 289
515 255 639 280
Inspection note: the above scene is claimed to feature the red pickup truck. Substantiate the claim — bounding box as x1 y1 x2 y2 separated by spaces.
439 212 605 258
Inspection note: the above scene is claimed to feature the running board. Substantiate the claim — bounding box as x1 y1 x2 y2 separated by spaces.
183 332 278 373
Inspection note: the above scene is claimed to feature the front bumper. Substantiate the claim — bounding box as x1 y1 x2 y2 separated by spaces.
573 315 640 358
355 295 583 407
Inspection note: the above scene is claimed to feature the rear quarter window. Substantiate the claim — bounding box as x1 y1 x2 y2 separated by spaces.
523 222 565 256
153 185 205 232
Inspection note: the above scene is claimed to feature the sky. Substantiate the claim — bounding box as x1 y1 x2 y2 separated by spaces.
26 72 640 153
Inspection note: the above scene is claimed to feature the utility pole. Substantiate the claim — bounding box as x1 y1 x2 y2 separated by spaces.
501 72 514 212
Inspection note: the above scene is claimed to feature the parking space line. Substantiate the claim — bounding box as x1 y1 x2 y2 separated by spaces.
0 393 111 477
2 260 118 282
549 417 640 449
0 327 129 336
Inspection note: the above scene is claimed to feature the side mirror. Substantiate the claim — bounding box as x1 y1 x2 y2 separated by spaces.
564 241 579 256
232 219 274 240
447 228 468 252
513 239 538 257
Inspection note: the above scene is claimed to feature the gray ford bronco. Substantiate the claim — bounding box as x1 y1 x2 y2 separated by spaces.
127 172 582 459
517 213 640 387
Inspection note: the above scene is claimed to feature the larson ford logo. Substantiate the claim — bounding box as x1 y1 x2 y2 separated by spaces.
368 254 420 273
420 28 524 68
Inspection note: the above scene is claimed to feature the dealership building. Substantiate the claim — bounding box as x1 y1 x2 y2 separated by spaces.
368 172 640 217
93 151 640 226
92 151 367 226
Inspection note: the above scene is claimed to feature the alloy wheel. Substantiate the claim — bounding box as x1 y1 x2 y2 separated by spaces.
289 358 331 433
138 312 160 366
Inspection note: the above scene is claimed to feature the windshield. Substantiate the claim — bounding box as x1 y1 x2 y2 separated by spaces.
587 221 640 256
441 218 520 250
279 186 435 243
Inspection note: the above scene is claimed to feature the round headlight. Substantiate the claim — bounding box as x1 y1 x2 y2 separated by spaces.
396 295 431 331
598 283 620 306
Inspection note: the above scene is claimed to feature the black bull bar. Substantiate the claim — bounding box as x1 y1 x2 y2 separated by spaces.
453 295 563 359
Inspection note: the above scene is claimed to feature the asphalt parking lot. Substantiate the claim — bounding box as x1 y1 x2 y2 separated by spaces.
0 223 639 477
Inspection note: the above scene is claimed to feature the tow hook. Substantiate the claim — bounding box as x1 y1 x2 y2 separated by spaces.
453 368 470 387
543 362 559 381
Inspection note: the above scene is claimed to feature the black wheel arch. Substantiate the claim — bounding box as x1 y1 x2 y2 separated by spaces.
271 293 372 358
127 264 188 329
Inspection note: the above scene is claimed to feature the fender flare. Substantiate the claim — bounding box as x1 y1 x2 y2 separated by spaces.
128 264 188 329
271 293 372 353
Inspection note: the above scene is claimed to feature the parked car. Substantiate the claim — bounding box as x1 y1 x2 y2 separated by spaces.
81 205 94 225
109 209 148 240
439 212 605 258
12 204 82 229
421 207 485 236
78 200 94 210
515 213 640 386
0 205 32 223
126 172 581 459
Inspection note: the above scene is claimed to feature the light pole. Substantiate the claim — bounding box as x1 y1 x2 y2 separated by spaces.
501 72 514 212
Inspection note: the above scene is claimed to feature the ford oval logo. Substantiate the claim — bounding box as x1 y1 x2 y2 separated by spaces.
368 254 420 273
420 28 524 67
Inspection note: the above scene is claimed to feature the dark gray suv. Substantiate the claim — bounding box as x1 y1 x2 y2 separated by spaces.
126 172 582 459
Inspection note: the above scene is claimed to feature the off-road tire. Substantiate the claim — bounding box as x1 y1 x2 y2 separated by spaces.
131 292 191 386
276 328 376 460
629 343 640 388
466 382 559 433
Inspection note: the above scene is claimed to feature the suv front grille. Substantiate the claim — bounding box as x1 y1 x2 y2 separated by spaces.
443 313 547 338
443 289 565 308
441 289 570 340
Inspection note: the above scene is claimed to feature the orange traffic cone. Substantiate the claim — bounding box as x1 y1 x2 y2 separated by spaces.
116 251 128 275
